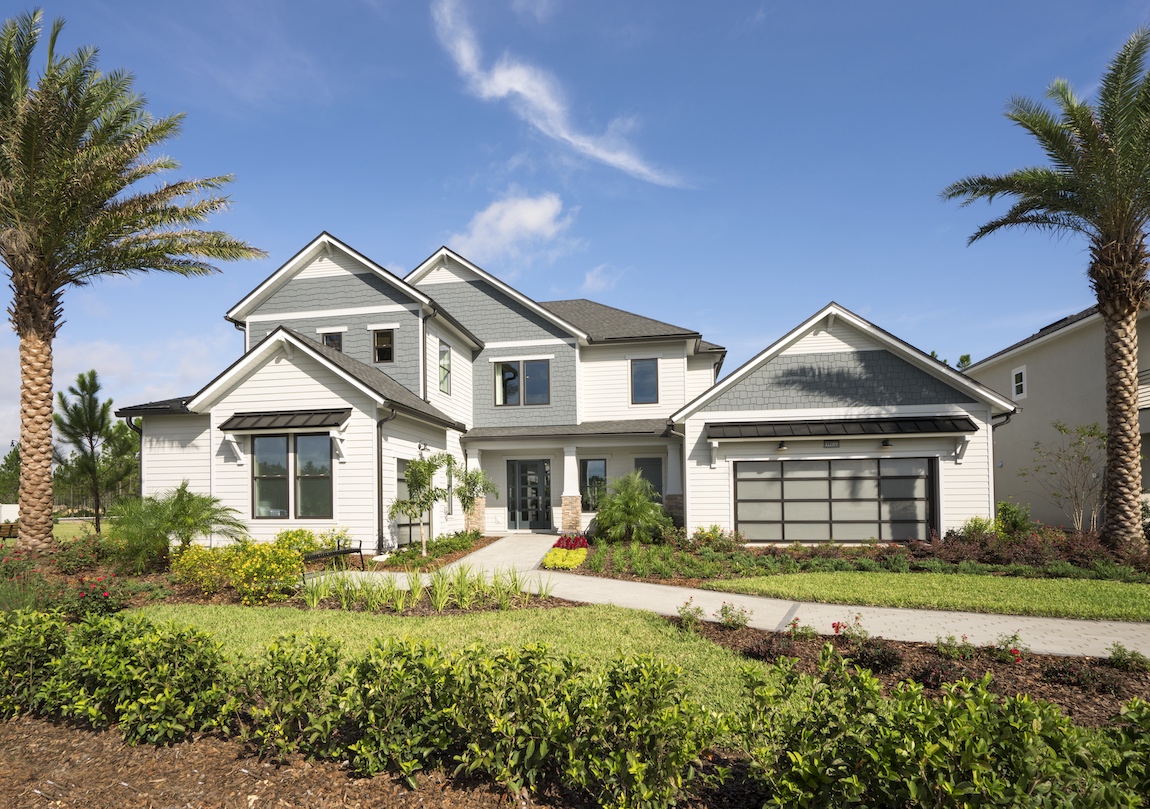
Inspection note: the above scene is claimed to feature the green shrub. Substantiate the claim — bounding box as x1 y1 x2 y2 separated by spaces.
229 542 302 605
55 574 127 620
594 471 672 543
383 530 479 568
1042 658 1123 694
272 529 321 555
39 613 233 744
53 532 103 574
541 547 587 570
995 499 1035 537
236 633 345 761
1108 642 1150 672
0 609 68 716
935 633 977 661
0 570 54 612
171 544 236 595
1106 698 1150 796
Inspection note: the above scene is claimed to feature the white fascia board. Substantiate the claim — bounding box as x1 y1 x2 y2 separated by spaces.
187 330 386 412
967 311 1104 371
406 247 589 341
227 232 430 322
671 302 1016 423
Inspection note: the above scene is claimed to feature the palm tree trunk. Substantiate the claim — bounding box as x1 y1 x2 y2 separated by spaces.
1099 302 1148 553
17 326 55 553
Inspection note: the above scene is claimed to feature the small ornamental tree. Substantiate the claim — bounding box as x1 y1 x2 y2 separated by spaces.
389 452 453 557
454 467 499 530
1019 422 1106 532
53 370 112 533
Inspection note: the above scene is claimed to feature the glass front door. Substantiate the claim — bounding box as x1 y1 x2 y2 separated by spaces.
506 459 551 530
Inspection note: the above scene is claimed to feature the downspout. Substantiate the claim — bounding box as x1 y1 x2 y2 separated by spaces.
376 408 399 555
124 417 143 497
991 410 1016 430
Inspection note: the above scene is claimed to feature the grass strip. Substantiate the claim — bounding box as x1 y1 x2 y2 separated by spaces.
134 602 759 717
702 572 1150 621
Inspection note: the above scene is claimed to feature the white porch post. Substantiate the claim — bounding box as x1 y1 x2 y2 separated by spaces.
561 445 581 533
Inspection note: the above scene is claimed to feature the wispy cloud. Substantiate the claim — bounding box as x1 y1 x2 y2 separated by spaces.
430 0 679 187
581 264 617 294
450 192 577 266
511 0 560 24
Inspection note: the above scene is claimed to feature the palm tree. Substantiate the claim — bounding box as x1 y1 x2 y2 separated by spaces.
943 29 1150 554
0 11 264 553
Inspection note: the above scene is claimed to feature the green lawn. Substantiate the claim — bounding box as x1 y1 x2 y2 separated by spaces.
53 521 95 542
135 603 760 717
703 572 1150 621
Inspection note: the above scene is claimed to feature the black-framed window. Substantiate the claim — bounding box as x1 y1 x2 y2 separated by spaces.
373 329 394 363
295 434 333 519
580 459 607 512
631 358 658 404
252 435 289 518
439 340 451 395
494 359 550 406
733 458 936 542
635 457 663 497
322 332 343 352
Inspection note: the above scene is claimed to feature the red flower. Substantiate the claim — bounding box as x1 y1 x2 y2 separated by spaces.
102 591 109 597
78 592 85 597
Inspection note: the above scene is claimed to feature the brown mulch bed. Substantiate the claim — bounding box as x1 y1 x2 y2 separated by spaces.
684 618 1150 729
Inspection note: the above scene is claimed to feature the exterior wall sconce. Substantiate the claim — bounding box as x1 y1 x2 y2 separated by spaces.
880 438 893 450
777 441 788 451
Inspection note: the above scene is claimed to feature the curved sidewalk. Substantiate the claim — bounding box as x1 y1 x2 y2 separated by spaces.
449 535 1150 658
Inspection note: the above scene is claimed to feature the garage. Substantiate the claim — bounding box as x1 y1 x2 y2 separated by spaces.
733 457 936 542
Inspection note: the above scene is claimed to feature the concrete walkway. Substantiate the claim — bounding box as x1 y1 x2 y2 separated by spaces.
347 534 1150 657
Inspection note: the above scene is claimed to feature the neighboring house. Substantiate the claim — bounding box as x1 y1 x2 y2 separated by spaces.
966 305 1150 528
118 233 1012 549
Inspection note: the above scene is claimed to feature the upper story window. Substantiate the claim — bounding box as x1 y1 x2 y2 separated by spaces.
1011 365 1027 401
494 359 550 406
439 340 451 395
631 358 659 404
373 329 395 363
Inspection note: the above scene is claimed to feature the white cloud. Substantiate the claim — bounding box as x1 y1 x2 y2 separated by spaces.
581 264 617 294
450 192 576 265
430 0 679 187
511 0 560 23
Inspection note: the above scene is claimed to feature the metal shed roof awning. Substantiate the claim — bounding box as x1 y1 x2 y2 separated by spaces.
218 408 351 432
705 416 978 441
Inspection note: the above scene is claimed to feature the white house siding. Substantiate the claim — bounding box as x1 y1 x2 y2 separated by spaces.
580 342 688 422
686 354 717 402
780 319 882 355
376 413 462 549
140 415 211 496
683 406 995 542
425 319 474 429
208 350 381 546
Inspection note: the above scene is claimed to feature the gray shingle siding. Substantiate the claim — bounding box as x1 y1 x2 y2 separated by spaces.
702 350 977 412
249 311 422 393
255 273 416 315
473 343 577 427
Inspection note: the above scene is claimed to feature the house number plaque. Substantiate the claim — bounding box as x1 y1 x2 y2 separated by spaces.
823 440 840 448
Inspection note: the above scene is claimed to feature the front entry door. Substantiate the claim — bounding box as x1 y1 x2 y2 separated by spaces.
507 460 552 530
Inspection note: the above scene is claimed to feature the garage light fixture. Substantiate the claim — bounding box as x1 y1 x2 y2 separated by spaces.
880 438 893 451
777 441 788 452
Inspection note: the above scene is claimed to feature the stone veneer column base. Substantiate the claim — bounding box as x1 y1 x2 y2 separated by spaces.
560 495 583 534
663 494 684 527
466 497 487 534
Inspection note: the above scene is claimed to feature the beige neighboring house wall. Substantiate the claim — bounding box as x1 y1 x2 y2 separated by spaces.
967 308 1150 528
0 504 18 523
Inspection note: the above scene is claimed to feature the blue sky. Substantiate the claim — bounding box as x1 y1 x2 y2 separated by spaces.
2 0 1148 446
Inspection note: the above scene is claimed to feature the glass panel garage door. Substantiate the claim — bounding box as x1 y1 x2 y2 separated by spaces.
734 458 936 542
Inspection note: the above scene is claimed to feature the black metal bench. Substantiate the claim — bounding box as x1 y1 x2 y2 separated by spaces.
0 522 18 540
303 540 364 570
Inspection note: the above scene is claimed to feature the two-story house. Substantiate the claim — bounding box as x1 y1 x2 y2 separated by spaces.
118 233 1014 549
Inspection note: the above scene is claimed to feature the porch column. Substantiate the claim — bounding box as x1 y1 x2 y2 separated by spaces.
465 450 486 534
664 441 684 526
560 445 582 534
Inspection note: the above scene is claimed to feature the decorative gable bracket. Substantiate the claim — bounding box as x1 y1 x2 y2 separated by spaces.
223 434 245 466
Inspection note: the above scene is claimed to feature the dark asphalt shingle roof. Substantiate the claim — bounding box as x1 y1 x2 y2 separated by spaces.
462 419 670 440
282 328 463 429
538 299 703 343
971 305 1098 368
115 397 193 416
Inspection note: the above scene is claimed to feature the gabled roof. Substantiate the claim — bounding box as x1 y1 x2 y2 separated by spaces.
405 247 590 341
227 232 432 321
185 327 464 431
671 302 1017 422
968 304 1099 370
115 397 193 417
538 299 701 343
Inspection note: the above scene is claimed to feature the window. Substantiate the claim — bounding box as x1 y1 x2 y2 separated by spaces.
373 329 394 363
635 457 663 497
322 332 343 352
295 434 333 518
631 358 659 404
252 436 289 518
494 359 550 406
580 459 607 512
252 434 333 519
1011 365 1027 401
439 340 451 395
395 459 429 545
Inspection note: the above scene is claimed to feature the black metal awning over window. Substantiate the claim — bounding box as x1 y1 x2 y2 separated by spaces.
705 416 977 441
218 408 351 432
